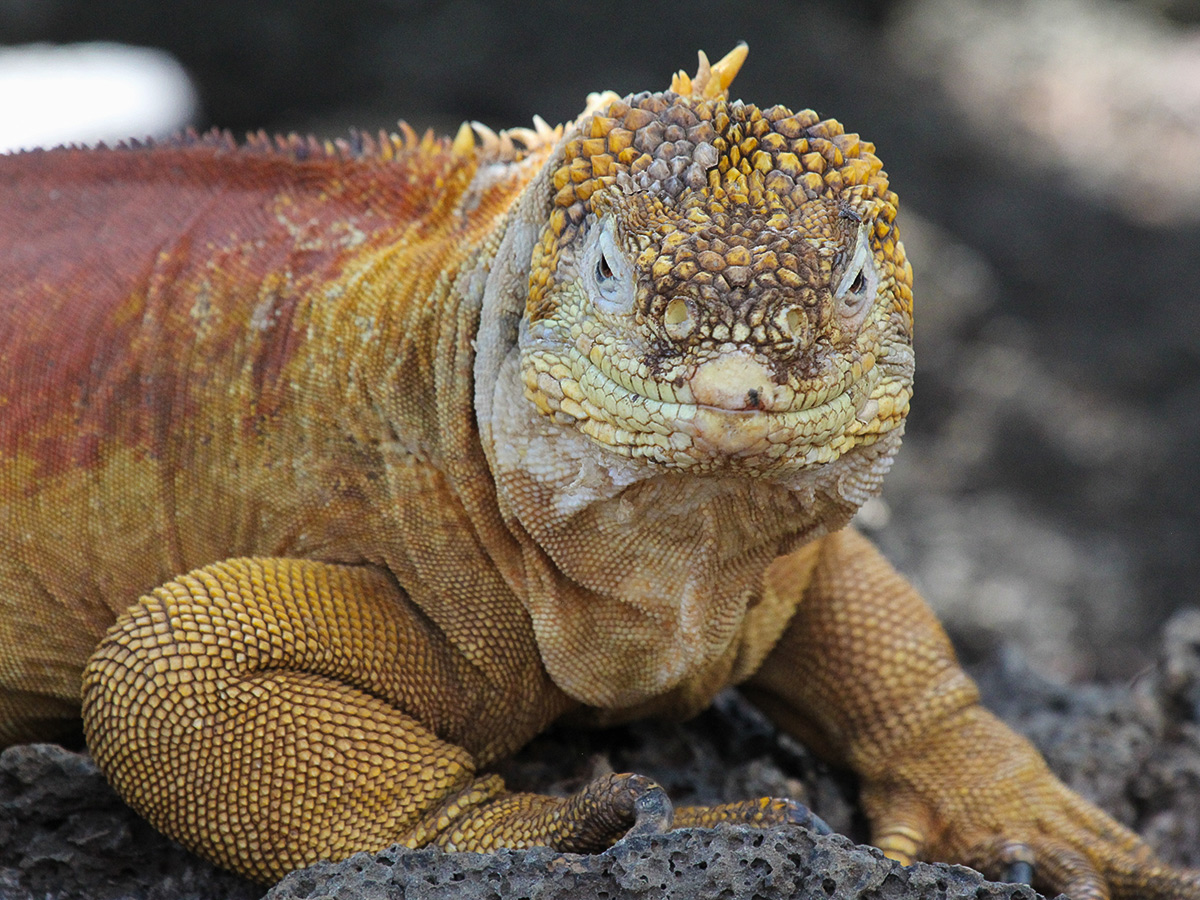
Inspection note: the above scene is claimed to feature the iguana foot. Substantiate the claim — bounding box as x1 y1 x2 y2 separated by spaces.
421 774 833 854
421 772 673 852
82 557 568 883
861 704 1200 900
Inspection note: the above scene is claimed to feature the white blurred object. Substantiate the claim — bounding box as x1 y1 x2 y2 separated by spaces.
0 42 198 153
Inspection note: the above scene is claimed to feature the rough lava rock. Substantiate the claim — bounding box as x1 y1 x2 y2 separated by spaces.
5 611 1200 900
0 742 258 900
264 828 1041 900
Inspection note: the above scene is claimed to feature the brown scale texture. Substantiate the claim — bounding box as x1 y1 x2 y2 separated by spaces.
529 90 900 330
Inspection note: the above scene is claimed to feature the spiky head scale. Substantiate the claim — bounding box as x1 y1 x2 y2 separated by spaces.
529 90 910 332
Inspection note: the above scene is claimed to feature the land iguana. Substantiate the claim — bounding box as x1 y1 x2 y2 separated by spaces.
0 46 1195 899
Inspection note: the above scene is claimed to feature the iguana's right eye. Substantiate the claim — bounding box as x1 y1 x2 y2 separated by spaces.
585 218 635 314
596 251 615 285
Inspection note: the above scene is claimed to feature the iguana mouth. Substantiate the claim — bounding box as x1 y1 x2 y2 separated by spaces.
584 339 867 415
526 341 882 468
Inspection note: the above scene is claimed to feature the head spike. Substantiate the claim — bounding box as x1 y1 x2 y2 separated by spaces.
673 44 749 100
670 66 695 97
582 91 622 119
396 120 419 147
505 127 540 149
471 120 500 150
452 120 476 157
708 43 748 96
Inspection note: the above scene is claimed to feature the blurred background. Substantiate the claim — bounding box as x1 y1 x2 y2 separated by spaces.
2 0 1198 683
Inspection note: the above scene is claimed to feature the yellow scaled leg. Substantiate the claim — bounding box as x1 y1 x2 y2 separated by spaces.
745 528 1200 900
82 558 493 881
81 556 835 882
81 558 656 882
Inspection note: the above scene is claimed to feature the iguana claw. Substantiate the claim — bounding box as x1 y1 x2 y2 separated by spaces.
1003 861 1036 887
623 777 674 837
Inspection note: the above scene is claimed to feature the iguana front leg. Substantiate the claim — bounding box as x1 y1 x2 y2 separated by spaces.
744 528 1200 900
80 557 677 882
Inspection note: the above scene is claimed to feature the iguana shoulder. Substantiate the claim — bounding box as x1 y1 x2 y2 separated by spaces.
0 126 521 483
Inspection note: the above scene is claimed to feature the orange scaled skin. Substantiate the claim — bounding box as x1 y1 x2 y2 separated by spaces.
0 131 564 752
0 55 1197 899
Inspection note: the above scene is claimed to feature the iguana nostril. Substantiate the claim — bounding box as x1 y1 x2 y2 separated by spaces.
663 297 695 341
779 306 808 343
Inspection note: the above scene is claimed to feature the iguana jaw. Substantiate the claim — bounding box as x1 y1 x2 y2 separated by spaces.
521 319 892 476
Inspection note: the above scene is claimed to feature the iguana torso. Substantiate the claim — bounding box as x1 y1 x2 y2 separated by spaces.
0 128 561 754
1 49 1195 899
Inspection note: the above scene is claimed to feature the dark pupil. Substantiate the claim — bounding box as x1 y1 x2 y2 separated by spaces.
849 270 865 294
597 253 614 282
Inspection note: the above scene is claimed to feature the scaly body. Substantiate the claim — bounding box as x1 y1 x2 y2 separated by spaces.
0 48 1195 898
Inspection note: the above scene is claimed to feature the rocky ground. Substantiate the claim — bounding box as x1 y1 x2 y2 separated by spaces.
4 611 1200 899
1 0 1198 897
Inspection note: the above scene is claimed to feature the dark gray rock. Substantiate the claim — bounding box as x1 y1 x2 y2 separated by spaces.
264 827 1042 900
0 743 259 900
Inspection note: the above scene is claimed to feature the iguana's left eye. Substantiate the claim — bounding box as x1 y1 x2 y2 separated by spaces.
834 222 878 327
586 218 635 314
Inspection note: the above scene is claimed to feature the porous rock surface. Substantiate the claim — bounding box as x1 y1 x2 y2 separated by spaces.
4 611 1200 900
265 828 1038 900
0 742 258 900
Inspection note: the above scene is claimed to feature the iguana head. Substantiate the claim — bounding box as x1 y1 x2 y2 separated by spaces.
473 48 916 708
517 46 914 497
